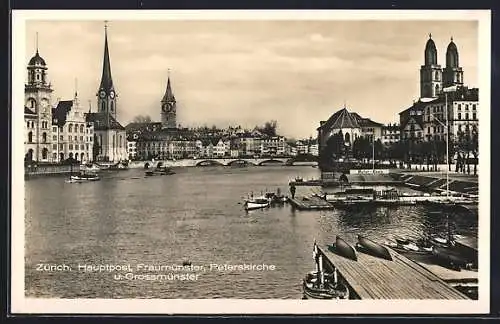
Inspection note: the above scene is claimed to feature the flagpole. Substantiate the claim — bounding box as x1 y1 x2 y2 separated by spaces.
372 134 375 174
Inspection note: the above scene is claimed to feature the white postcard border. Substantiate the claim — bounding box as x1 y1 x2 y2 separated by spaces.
11 9 491 314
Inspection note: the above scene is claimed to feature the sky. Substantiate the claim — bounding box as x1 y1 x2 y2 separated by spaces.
24 19 478 139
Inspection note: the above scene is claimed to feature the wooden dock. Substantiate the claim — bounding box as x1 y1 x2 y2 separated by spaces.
318 243 469 299
289 196 335 210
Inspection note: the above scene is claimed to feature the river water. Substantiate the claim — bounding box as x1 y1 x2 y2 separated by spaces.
24 166 477 299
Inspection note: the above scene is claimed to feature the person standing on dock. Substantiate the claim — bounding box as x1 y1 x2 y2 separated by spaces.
290 184 296 199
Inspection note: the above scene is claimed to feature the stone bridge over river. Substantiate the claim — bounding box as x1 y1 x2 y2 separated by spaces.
129 158 317 169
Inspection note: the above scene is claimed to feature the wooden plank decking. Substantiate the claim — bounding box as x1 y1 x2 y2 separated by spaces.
318 244 469 300
289 196 335 210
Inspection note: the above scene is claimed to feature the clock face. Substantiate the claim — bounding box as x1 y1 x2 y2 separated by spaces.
40 100 48 113
99 90 106 99
110 91 115 99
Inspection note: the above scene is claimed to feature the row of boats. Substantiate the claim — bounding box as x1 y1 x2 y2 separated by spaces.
303 233 478 299
145 166 175 177
243 189 289 211
323 185 478 207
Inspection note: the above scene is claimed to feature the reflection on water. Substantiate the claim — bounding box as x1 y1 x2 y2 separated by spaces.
25 166 477 299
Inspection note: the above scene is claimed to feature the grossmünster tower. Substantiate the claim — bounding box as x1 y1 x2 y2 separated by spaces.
420 34 464 99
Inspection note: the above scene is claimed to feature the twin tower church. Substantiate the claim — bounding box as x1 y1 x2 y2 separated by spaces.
420 34 464 98
24 24 177 164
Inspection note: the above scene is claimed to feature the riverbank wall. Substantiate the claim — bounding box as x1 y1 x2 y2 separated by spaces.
25 164 80 178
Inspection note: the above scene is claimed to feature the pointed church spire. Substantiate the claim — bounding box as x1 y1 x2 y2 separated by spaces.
162 69 176 102
36 32 39 54
99 21 114 92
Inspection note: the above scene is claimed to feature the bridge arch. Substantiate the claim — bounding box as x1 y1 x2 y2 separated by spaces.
227 159 256 166
196 159 224 167
257 159 286 166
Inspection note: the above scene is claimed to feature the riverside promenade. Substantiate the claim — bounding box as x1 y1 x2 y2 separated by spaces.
24 164 80 178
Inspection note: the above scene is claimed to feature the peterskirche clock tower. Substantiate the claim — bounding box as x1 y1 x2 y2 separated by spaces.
96 22 117 122
161 70 177 129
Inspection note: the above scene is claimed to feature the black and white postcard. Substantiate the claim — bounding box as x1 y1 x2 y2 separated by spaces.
11 10 491 314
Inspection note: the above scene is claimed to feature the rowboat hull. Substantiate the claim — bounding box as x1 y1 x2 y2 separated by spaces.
357 235 392 260
328 236 357 261
244 200 270 210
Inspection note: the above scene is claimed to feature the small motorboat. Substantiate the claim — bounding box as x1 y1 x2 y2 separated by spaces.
432 246 475 271
356 235 392 260
69 171 100 182
156 167 175 175
328 236 357 261
302 271 349 300
145 170 155 176
385 240 433 256
430 236 454 248
303 243 349 300
244 197 270 211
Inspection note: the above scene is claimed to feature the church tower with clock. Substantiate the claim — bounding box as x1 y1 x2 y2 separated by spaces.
24 37 53 162
96 23 117 120
86 22 127 163
161 71 177 129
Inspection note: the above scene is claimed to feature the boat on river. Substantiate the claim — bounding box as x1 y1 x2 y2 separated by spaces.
145 166 175 176
97 160 129 171
385 238 433 256
68 171 100 182
303 241 349 300
244 197 270 211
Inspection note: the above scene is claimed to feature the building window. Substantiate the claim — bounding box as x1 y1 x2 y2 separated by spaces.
52 153 57 160
465 104 469 110
458 113 462 120
60 135 63 141
52 144 57 149
458 104 461 110
42 132 47 143
69 144 73 150
53 127 57 132
473 113 476 120
28 131 33 143
53 135 57 140
69 135 72 141
473 104 477 111
465 113 469 120
80 124 84 133
81 144 85 150
68 124 73 132
80 136 83 141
